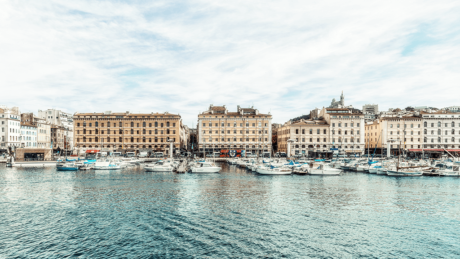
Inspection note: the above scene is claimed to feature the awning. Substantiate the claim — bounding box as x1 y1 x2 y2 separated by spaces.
85 149 100 154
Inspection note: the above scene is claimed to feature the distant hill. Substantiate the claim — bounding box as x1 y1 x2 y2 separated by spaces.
291 114 310 122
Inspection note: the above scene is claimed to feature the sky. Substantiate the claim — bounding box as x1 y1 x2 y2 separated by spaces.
1 0 460 126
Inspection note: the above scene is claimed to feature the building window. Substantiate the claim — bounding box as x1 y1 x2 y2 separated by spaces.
143 122 146 127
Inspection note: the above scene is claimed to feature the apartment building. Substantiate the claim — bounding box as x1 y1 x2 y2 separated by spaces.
73 111 184 155
0 106 21 151
320 107 365 155
38 109 73 128
20 113 38 148
36 118 51 148
277 119 330 157
420 111 460 153
197 105 272 155
365 114 423 156
38 109 73 148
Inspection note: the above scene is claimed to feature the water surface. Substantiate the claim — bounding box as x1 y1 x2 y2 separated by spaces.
1 163 460 258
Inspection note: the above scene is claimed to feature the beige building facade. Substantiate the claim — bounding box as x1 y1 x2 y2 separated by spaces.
277 120 330 156
73 111 184 155
365 115 423 156
320 107 365 154
197 105 272 155
36 118 51 149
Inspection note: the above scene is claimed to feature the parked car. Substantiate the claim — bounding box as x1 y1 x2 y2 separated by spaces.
139 151 149 158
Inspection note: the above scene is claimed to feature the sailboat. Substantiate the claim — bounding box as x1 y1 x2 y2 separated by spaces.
386 140 422 176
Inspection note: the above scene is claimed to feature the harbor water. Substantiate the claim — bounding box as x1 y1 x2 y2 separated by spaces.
1 162 460 258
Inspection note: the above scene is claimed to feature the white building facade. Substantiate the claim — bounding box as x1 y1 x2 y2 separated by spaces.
20 124 38 147
38 109 73 128
421 111 460 150
38 109 73 151
0 106 21 149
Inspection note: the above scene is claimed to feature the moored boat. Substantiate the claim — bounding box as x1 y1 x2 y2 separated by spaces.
190 161 221 173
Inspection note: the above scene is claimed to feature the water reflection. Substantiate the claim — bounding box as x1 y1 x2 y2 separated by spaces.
0 163 460 257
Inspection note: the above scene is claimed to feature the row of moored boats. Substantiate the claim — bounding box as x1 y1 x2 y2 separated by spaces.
227 157 460 176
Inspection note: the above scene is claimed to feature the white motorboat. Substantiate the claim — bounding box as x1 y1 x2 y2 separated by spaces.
256 165 292 175
190 161 221 173
309 164 342 175
387 169 422 176
368 163 382 174
94 160 121 170
438 165 460 176
145 160 175 172
121 157 142 165
356 163 369 172
228 159 238 165
329 159 346 169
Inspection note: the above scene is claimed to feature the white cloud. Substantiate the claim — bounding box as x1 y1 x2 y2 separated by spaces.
1 0 460 124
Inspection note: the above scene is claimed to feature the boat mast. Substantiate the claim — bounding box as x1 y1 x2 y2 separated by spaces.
398 139 401 171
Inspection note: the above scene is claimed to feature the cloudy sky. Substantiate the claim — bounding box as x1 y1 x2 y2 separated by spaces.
1 0 460 126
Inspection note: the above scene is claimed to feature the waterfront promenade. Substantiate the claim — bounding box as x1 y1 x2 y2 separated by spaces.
1 163 459 258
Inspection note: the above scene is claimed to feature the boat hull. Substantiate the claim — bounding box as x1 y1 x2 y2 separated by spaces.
145 167 174 172
256 169 291 175
368 168 378 174
387 170 422 176
309 169 341 175
439 171 460 176
56 167 79 171
190 167 220 173
94 166 121 170
376 169 387 175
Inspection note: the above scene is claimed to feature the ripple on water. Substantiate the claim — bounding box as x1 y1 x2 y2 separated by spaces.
1 163 460 258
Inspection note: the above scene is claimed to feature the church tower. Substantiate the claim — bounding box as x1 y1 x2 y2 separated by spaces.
340 91 344 106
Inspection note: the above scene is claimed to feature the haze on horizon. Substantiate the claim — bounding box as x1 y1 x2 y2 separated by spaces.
1 0 460 127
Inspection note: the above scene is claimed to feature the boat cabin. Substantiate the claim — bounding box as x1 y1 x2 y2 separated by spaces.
153 152 164 158
125 152 136 157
